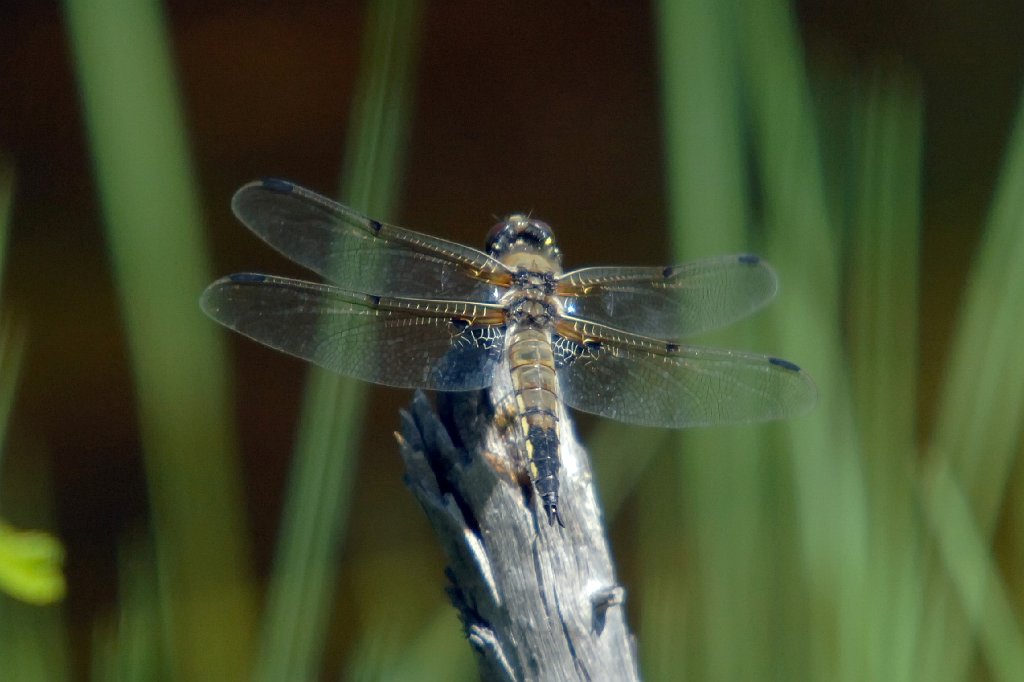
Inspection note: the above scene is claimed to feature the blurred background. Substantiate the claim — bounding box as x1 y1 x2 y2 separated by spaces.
1 0 1024 680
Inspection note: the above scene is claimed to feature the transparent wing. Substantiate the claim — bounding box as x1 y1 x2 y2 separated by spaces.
201 273 507 390
554 317 817 427
231 179 513 301
557 254 778 339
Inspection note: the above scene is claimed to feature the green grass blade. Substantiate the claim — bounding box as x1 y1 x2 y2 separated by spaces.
917 82 1024 682
345 604 473 681
930 86 1024 530
0 161 70 679
648 1 783 679
0 592 69 682
848 71 922 473
920 461 1024 681
90 534 166 682
846 71 924 682
589 425 668 519
0 324 69 680
648 3 944 682
63 0 256 677
656 0 749 247
737 1 871 680
252 2 423 679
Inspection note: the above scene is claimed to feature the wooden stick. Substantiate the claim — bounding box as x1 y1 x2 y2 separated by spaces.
397 373 641 681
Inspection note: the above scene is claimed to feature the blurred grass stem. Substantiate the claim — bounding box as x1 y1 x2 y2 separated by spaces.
252 2 423 680
64 0 256 677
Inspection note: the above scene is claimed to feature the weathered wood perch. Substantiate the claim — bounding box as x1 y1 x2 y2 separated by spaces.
397 365 641 681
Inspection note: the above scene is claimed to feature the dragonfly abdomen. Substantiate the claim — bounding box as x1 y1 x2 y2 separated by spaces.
507 327 563 526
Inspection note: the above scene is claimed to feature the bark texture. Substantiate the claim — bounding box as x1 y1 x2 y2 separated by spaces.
397 366 640 682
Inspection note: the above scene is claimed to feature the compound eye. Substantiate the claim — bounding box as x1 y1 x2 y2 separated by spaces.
524 219 555 246
485 220 514 253
485 215 558 257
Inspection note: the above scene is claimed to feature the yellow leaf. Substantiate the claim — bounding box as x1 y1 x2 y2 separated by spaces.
0 521 66 605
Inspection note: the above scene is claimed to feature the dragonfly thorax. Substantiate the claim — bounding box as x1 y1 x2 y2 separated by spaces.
507 297 557 328
512 268 557 295
503 267 559 329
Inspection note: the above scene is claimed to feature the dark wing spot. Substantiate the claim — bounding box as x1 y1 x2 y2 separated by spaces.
368 294 381 306
229 273 267 283
665 342 680 353
662 265 676 278
368 219 383 234
769 357 801 372
260 178 295 194
738 254 761 265
584 339 603 352
450 318 470 332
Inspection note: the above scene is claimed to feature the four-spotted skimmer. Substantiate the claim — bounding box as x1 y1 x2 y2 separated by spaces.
201 179 817 526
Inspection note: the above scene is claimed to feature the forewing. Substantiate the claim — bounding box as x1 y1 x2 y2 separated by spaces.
557 254 778 339
231 179 513 301
201 273 506 391
554 317 816 427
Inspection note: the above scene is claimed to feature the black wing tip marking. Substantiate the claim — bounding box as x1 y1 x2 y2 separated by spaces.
201 273 269 315
232 179 297 218
227 272 268 284
247 178 381 233
768 356 802 372
258 178 296 194
663 253 762 277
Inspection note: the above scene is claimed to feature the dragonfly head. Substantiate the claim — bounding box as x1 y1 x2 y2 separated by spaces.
486 214 562 268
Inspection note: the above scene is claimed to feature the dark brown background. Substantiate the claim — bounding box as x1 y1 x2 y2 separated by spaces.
2 0 1023 669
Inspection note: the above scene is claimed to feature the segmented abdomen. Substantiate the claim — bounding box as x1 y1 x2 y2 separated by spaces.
507 327 563 525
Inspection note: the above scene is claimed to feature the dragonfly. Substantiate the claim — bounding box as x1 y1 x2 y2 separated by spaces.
201 179 817 527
